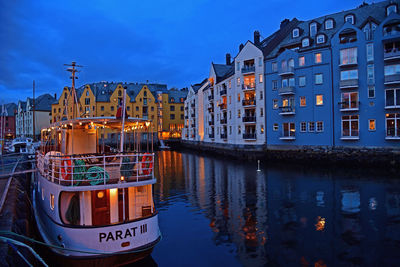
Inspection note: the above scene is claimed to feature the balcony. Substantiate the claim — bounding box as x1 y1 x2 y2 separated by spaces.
278 86 295 95
208 120 214 126
339 101 359 112
220 133 227 139
243 133 256 140
220 89 227 96
191 123 196 128
191 113 195 118
339 61 358 68
219 103 227 110
384 49 400 61
241 65 255 74
279 66 294 76
191 103 195 108
339 79 358 89
384 74 400 85
208 95 214 101
383 25 400 41
279 106 295 115
184 115 188 119
242 99 256 107
242 116 256 123
242 83 256 91
209 133 215 139
220 118 227 124
386 127 400 140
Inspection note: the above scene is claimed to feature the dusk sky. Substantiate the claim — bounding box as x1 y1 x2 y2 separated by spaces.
0 0 361 103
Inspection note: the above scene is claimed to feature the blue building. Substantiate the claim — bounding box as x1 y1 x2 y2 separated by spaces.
265 0 400 149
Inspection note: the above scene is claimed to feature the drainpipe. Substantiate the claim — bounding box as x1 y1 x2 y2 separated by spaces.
329 47 335 149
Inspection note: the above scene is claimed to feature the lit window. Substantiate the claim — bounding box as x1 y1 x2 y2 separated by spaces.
308 122 315 132
50 194 54 210
299 76 306 87
345 14 355 24
386 113 400 137
387 4 397 16
340 47 357 65
316 121 324 132
273 99 278 109
315 53 322 63
293 28 299 38
316 95 323 105
299 56 305 66
300 96 306 107
310 22 317 37
315 74 323 85
237 77 240 86
273 123 279 131
302 38 310 47
369 119 376 131
260 125 264 134
300 122 307 132
316 35 325 44
259 74 263 83
325 19 334 30
237 93 240 102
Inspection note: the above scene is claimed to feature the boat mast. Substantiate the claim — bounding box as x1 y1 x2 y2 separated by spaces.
32 80 36 142
120 86 127 153
64 62 82 119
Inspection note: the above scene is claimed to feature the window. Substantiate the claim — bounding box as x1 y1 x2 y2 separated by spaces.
369 119 376 131
340 69 358 80
181 114 184 120
367 64 375 84
272 80 278 90
237 77 240 86
236 62 240 71
345 14 355 24
170 106 175 111
151 107 154 111
170 114 175 120
302 38 310 47
271 62 278 72
316 121 324 132
237 93 240 102
316 95 323 105
299 76 306 87
384 64 400 76
342 115 359 137
341 92 359 110
273 123 279 131
340 47 357 65
127 106 130 111
292 28 299 38
111 106 114 111
260 108 263 117
386 89 400 107
386 113 400 137
136 106 139 111
315 53 322 63
261 125 264 134
259 57 262 67
300 96 306 107
281 60 287 71
238 110 241 118
288 59 294 69
315 74 323 84
229 80 231 88
229 126 232 134
101 106 104 111
368 86 375 98
273 99 278 109
282 122 295 137
238 125 241 134
229 96 231 104
387 4 397 16
325 19 334 30
259 74 263 83
310 22 317 37
180 106 184 111
300 122 307 132
366 43 374 61
308 122 315 132
299 56 305 67
316 35 325 44
85 98 90 105
282 78 295 87
260 91 263 100
50 194 54 210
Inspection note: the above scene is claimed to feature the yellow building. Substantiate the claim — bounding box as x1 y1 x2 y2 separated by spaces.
51 82 187 139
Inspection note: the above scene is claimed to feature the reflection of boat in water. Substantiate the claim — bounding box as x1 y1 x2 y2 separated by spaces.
159 139 170 150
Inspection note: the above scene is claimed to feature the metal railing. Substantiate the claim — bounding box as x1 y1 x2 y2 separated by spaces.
36 152 155 187
242 83 256 90
241 66 255 74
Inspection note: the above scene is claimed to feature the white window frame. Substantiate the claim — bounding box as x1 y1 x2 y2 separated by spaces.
273 99 278 109
368 85 375 98
282 122 295 137
316 121 324 132
299 56 305 67
315 53 322 63
366 43 374 62
299 76 306 87
272 80 278 90
385 88 400 108
310 22 317 37
385 113 400 138
341 92 359 110
387 4 397 16
315 74 323 85
308 122 315 132
341 115 359 137
325 19 333 30
300 122 307 132
302 38 310 47
345 14 354 24
316 35 325 44
293 28 299 38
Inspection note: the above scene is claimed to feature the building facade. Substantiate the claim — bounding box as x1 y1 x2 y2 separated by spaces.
0 103 17 140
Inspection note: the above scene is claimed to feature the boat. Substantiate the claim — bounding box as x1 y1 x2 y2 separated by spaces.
9 137 35 154
32 63 160 265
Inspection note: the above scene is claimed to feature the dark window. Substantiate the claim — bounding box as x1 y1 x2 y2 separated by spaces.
180 106 184 111
151 107 154 111
136 106 139 111
101 106 104 111
181 114 184 120
170 114 175 120
111 106 114 111
85 98 90 105
170 106 175 111
144 91 147 97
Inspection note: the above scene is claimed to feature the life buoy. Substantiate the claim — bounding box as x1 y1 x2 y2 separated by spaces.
61 157 73 180
141 154 153 176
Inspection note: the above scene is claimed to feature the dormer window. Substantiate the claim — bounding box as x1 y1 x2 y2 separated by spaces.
345 14 355 25
316 34 325 44
310 22 317 37
387 4 397 16
292 28 299 38
325 19 334 30
302 38 310 48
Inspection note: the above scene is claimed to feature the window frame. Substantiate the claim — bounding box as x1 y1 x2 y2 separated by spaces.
300 122 307 132
315 53 322 63
316 94 324 106
292 28 300 38
302 38 310 48
316 34 325 44
368 119 376 131
345 14 355 24
316 121 324 132
308 121 315 132
325 19 334 30
315 73 323 85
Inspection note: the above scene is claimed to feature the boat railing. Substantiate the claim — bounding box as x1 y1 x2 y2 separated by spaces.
36 152 155 187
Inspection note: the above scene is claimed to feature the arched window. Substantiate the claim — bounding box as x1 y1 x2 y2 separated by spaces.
302 38 310 47
345 14 355 25
387 4 397 16
310 22 317 37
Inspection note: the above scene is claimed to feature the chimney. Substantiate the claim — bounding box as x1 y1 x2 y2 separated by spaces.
254 30 260 45
225 53 231 65
239 43 244 52
280 18 290 29
54 93 57 99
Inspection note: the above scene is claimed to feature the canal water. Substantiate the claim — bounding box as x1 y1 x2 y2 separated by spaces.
144 150 400 267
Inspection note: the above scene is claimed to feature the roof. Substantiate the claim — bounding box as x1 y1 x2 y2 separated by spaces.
192 78 208 93
268 0 397 58
212 63 234 83
167 89 188 103
2 103 17 116
33 94 57 111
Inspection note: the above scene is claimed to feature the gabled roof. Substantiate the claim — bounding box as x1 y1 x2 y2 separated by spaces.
212 63 234 83
32 94 57 111
2 103 17 116
192 78 208 93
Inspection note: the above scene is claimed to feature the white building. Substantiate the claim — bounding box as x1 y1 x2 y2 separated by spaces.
16 94 56 139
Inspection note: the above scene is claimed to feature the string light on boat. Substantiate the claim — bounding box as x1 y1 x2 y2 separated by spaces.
145 121 150 128
120 176 125 182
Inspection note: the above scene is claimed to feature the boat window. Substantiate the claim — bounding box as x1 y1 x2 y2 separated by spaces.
42 188 45 200
50 194 55 210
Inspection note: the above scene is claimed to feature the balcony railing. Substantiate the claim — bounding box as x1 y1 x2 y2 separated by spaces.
279 66 294 76
208 120 214 126
384 49 400 61
220 133 227 139
220 89 227 96
242 99 256 106
242 116 256 123
384 74 400 85
208 95 214 101
243 133 256 140
209 133 215 139
220 118 227 124
279 106 295 115
191 113 195 118
36 152 155 187
278 86 295 95
339 79 359 89
219 103 227 110
339 101 360 111
242 83 256 90
241 65 255 74
339 61 358 67
191 103 195 108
